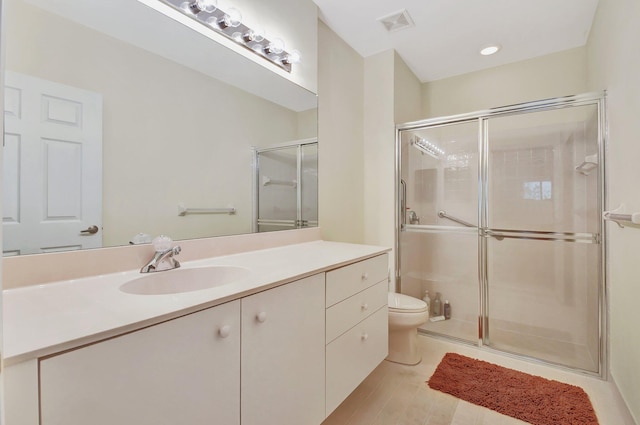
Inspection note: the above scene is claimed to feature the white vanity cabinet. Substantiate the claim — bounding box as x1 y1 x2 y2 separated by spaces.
39 300 241 425
325 253 389 416
5 244 391 425
241 273 326 425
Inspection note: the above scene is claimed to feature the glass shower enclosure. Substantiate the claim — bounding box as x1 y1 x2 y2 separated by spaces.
396 93 606 375
253 139 318 232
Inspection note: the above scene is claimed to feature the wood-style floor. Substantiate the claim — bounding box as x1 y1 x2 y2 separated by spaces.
322 335 635 425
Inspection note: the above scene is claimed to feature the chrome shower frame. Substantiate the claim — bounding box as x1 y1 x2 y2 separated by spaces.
252 138 318 232
395 92 608 378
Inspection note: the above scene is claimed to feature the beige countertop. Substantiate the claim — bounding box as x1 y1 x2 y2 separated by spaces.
3 240 389 365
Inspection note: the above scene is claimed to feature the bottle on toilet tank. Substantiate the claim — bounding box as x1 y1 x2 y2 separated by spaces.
433 292 442 316
444 300 451 320
422 290 431 316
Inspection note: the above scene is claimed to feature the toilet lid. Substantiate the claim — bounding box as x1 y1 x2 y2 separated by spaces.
388 292 428 313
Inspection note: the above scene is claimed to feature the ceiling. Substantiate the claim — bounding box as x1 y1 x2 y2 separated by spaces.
312 0 600 82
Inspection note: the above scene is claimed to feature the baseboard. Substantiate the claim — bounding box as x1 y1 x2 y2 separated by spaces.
609 374 638 425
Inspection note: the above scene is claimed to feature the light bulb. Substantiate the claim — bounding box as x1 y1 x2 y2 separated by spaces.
197 0 217 13
264 38 285 55
282 49 301 65
219 7 242 28
243 28 265 43
183 0 216 14
232 31 244 43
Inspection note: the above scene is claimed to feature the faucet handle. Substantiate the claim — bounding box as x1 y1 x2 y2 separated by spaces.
152 235 173 252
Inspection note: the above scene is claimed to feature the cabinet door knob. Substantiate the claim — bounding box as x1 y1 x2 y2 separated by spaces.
361 272 369 281
361 333 369 341
219 325 231 338
256 312 267 323
361 303 369 311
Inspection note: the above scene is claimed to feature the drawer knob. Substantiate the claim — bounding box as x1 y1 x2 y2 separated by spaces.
256 312 268 323
219 325 231 338
361 303 369 311
361 272 369 281
361 333 369 341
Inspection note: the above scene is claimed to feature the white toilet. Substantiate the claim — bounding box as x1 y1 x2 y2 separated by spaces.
386 292 429 365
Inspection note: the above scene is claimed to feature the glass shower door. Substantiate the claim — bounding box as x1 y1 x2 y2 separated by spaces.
300 143 318 228
483 104 602 372
256 146 299 232
255 141 318 232
398 120 479 343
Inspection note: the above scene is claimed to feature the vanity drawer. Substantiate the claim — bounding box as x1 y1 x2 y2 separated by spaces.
326 306 388 416
326 254 388 307
326 280 387 344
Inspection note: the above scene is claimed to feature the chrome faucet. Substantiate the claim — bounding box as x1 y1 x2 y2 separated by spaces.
140 235 181 273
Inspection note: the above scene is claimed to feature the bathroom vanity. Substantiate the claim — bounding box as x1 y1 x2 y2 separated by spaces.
3 240 390 425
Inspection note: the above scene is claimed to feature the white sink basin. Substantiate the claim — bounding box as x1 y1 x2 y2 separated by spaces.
120 266 250 295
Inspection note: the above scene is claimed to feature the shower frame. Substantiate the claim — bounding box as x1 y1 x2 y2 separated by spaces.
394 92 608 377
252 138 318 232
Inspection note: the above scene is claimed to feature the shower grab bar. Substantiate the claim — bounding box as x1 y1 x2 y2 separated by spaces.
438 210 476 228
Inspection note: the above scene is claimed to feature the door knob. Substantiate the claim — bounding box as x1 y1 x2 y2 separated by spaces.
80 225 99 235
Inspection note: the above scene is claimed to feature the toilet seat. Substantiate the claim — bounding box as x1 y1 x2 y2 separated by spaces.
388 292 428 313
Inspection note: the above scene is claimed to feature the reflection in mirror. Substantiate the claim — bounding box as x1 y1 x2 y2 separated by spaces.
254 140 318 232
2 0 318 256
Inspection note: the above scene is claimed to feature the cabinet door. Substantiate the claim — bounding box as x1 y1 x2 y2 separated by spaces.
241 274 326 425
40 301 241 425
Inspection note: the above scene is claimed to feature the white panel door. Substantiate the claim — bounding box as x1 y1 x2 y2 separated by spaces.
3 72 102 255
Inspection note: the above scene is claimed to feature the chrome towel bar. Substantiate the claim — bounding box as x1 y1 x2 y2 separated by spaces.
178 203 236 216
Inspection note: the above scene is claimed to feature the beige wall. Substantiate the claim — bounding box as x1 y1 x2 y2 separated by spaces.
317 21 365 244
587 0 640 420
5 0 306 247
360 51 423 285
422 47 588 118
363 51 396 276
393 51 423 124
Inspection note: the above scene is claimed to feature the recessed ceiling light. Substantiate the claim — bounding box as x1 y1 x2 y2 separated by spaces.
480 44 501 56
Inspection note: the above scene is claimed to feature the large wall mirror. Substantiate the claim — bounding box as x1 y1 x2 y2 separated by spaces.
2 0 318 256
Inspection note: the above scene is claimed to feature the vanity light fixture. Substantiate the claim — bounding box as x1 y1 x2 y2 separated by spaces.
162 0 298 72
480 44 501 56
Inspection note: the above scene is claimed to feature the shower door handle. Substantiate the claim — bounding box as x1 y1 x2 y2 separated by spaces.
400 179 407 227
483 229 505 241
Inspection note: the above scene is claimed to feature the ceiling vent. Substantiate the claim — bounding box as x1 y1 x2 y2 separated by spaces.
377 9 415 33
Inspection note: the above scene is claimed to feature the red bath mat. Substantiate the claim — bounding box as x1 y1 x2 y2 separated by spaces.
428 353 599 425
